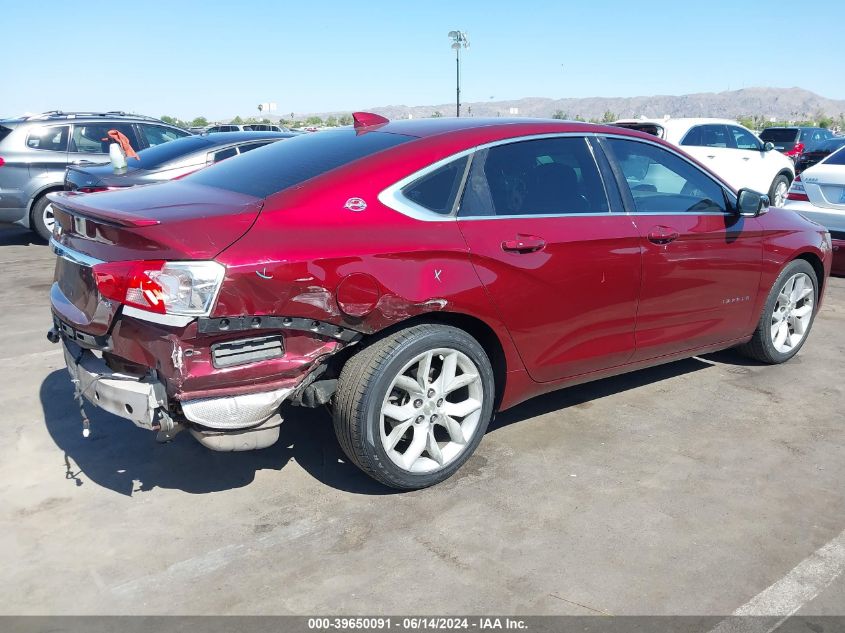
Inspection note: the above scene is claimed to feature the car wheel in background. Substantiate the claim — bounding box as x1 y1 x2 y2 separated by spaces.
739 259 818 364
30 196 56 242
333 324 495 489
769 174 790 208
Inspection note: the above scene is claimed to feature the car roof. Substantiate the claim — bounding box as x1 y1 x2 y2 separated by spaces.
363 117 640 139
201 131 291 142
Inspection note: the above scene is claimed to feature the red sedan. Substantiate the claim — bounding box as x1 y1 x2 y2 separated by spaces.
48 114 831 489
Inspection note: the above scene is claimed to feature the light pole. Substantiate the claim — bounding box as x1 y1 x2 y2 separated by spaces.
448 30 469 117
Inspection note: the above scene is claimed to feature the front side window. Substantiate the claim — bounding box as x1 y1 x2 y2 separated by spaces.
605 138 727 213
140 124 188 147
70 123 138 154
730 126 761 151
402 156 468 215
25 125 69 151
459 137 609 217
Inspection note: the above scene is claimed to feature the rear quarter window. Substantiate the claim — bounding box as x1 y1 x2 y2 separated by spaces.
186 129 414 198
0 125 13 145
401 156 468 215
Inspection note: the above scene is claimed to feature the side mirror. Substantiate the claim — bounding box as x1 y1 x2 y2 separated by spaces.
763 141 775 152
737 188 770 217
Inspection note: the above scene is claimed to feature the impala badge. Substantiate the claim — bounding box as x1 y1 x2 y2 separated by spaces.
344 197 367 212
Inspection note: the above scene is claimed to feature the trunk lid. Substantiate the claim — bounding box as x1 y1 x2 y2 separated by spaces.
49 181 263 335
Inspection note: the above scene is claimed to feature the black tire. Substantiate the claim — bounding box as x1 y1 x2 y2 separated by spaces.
739 259 818 364
30 195 55 242
333 324 495 490
769 174 790 208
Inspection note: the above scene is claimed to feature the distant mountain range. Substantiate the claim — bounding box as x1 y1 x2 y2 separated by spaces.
273 87 845 122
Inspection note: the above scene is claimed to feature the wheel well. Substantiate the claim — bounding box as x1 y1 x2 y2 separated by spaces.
337 312 509 410
795 252 825 295
776 169 793 185
28 186 63 215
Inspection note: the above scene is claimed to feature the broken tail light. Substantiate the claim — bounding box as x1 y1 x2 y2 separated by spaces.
786 142 805 158
93 260 225 317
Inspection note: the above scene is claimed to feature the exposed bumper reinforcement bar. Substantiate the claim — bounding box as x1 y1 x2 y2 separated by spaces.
62 339 166 430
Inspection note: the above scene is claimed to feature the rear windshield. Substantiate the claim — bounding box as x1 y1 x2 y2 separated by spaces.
186 129 415 198
130 134 214 168
0 125 13 145
760 128 798 143
825 146 845 166
806 138 845 153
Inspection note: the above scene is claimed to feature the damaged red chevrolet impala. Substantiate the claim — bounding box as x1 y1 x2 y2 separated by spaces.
47 114 832 489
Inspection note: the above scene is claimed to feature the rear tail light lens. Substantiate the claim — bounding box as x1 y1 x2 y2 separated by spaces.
93 260 225 317
786 175 810 202
0 157 5 167
786 142 805 157
78 186 110 193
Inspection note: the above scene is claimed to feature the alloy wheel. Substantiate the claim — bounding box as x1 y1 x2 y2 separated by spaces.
773 181 788 207
42 203 56 234
379 348 483 474
770 272 814 353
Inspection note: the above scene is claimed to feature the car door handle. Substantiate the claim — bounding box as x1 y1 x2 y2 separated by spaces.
706 155 716 159
647 226 679 245
741 157 751 161
501 235 546 253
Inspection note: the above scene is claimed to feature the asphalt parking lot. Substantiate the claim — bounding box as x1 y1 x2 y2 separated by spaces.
1 224 843 617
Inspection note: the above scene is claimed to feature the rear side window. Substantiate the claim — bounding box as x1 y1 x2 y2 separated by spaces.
186 129 414 198
459 137 609 217
402 156 468 215
237 141 273 154
681 125 730 148
605 138 727 213
70 123 138 154
0 125 13 145
26 125 69 151
730 126 761 150
212 147 238 162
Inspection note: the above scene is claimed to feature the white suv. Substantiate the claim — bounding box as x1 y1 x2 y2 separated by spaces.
613 118 795 207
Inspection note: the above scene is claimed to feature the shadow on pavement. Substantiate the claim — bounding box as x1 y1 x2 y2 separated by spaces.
0 225 44 247
40 351 739 496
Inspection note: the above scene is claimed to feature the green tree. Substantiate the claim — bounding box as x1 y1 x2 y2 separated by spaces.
573 114 586 122
231 115 244 125
325 116 339 127
552 110 568 120
305 116 323 126
339 114 353 126
190 116 208 127
431 111 443 118
601 110 617 123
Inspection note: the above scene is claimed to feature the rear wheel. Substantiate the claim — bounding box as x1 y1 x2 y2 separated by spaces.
333 324 495 489
30 195 56 242
769 174 790 208
739 259 817 363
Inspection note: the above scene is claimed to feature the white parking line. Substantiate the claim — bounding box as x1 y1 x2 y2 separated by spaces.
0 348 63 364
709 528 845 633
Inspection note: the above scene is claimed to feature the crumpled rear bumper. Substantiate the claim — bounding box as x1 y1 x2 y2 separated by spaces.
62 339 294 448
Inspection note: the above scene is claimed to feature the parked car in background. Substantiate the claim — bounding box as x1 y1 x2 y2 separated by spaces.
613 118 795 206
64 131 293 193
760 126 834 161
784 146 845 274
244 124 287 132
204 124 246 133
47 115 830 490
0 111 190 240
795 137 845 175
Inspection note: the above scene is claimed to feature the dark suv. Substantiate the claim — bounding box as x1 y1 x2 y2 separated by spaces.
759 126 834 160
0 111 190 240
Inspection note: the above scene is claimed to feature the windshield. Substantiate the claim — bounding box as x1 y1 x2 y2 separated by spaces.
185 129 415 198
128 135 214 168
760 128 798 143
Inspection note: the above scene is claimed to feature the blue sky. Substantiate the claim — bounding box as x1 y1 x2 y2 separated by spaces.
3 0 844 120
